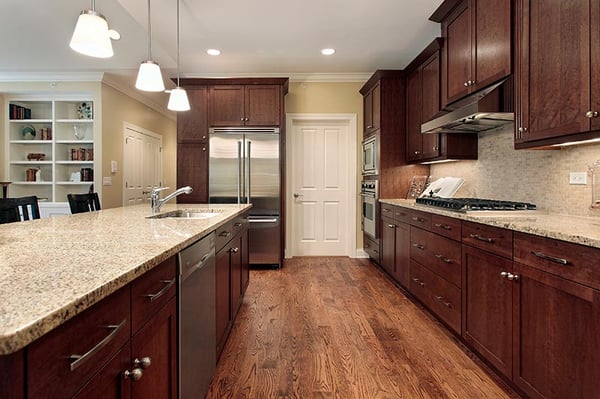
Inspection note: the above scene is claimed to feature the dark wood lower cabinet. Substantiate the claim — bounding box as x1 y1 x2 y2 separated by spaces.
73 346 131 399
513 262 600 399
462 245 513 377
216 242 232 357
393 223 410 287
380 216 396 276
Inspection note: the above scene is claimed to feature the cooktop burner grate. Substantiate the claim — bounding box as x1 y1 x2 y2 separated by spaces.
416 197 537 212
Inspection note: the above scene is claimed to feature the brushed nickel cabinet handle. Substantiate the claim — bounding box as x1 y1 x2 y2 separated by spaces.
434 254 453 264
434 223 452 230
231 247 239 254
585 110 599 118
464 81 469 87
518 127 528 133
387 224 396 228
412 216 426 223
219 231 231 238
435 295 452 308
382 208 391 213
123 368 143 381
145 279 176 302
367 125 373 129
469 233 494 243
69 319 126 371
412 243 425 250
234 222 243 227
134 356 152 369
500 271 519 281
412 277 425 287
532 251 569 265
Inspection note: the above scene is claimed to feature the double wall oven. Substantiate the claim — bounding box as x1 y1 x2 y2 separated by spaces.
361 135 379 240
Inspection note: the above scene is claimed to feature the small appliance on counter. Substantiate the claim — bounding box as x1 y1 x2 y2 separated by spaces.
419 176 464 198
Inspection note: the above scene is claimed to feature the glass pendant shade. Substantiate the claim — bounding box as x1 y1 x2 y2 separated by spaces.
135 60 165 92
69 11 115 58
168 87 191 111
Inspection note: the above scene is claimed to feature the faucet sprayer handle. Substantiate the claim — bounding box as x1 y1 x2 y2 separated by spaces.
151 187 170 194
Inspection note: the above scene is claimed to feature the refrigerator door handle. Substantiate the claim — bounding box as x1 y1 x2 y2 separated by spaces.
247 140 252 204
237 141 242 205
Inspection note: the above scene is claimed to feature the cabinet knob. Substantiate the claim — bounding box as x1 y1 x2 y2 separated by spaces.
500 271 519 281
123 368 143 381
414 151 420 155
134 356 152 369
585 110 599 118
464 81 469 87
241 117 245 121
367 125 373 129
432 145 438 151
202 147 206 151
518 127 528 133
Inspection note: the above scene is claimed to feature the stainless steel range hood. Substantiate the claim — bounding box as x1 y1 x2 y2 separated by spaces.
421 78 514 134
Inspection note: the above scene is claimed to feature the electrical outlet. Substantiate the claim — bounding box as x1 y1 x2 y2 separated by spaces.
569 172 587 185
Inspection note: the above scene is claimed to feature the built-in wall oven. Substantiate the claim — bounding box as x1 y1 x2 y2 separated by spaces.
361 135 378 176
360 180 378 238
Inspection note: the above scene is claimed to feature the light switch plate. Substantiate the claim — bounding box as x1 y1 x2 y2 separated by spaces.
110 160 117 173
103 176 112 186
569 172 587 185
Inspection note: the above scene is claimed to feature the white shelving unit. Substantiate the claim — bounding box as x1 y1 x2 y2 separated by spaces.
6 98 97 217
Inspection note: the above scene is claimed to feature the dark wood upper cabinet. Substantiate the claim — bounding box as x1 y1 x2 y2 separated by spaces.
405 38 477 163
177 143 208 203
209 85 281 127
515 0 600 148
432 0 511 108
177 87 208 142
364 82 381 136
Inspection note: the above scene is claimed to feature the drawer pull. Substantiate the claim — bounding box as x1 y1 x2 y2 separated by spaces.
532 251 569 265
387 224 396 228
396 212 407 217
382 208 391 213
234 222 243 227
435 295 452 308
434 254 453 264
145 278 176 302
500 271 519 281
69 319 126 371
412 277 425 287
469 233 494 243
434 223 452 231
123 368 143 381
412 243 425 250
412 216 426 223
219 231 231 238
134 356 152 369
230 247 239 254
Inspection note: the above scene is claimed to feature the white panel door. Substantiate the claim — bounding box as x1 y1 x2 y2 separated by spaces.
291 121 349 256
123 125 162 206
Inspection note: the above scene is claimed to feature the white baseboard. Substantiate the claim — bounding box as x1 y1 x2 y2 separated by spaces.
354 249 369 258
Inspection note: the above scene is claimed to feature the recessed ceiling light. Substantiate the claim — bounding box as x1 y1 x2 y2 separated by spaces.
207 49 221 56
321 48 335 55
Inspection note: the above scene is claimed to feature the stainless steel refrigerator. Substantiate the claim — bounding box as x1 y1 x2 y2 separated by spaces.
209 127 281 267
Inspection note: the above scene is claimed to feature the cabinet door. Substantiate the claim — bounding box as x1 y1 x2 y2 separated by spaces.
240 226 250 296
209 85 245 126
216 243 232 356
406 69 423 162
421 52 441 159
364 88 374 134
230 233 243 316
443 0 472 106
393 222 410 288
516 0 591 143
177 87 208 142
131 298 177 399
177 143 208 203
462 245 513 376
474 0 511 91
73 346 131 399
592 0 600 132
371 83 381 132
244 85 280 126
380 216 396 276
513 263 600 399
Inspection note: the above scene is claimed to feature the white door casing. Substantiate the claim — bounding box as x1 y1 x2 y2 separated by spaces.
286 114 357 257
122 123 163 206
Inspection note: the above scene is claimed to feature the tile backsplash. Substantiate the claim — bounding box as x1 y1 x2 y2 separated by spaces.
430 125 600 217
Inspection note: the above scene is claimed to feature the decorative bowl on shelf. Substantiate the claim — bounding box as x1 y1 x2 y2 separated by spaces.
21 125 36 140
27 153 46 161
73 124 87 140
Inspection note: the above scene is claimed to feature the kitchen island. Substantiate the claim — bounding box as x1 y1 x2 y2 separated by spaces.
0 203 251 399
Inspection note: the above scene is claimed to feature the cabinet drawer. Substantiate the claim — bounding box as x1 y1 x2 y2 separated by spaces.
27 286 130 399
380 203 396 219
364 234 380 264
394 207 412 224
431 214 461 241
410 227 461 288
410 260 461 334
462 221 513 258
408 209 431 230
409 226 430 266
131 256 177 334
514 232 600 289
216 221 235 251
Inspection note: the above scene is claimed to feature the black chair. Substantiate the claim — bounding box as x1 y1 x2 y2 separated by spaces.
0 196 41 224
67 192 101 214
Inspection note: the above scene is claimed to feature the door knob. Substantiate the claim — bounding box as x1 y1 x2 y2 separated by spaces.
293 193 302 198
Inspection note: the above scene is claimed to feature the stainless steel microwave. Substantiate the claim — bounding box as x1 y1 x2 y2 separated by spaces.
361 135 378 176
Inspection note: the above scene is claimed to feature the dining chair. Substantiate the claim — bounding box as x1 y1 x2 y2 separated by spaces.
0 196 41 224
67 192 101 214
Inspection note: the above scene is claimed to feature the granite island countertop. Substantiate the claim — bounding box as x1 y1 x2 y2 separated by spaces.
380 199 600 249
0 203 251 355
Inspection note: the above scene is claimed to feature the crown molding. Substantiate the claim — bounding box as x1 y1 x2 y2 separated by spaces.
181 72 372 83
101 75 175 121
0 71 105 82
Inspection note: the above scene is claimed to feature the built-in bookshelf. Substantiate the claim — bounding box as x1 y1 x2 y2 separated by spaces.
6 98 97 217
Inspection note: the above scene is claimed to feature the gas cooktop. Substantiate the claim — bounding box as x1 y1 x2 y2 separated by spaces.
416 197 537 212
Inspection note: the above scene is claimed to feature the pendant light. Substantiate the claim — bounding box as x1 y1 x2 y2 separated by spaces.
136 0 165 92
167 0 190 111
70 0 120 58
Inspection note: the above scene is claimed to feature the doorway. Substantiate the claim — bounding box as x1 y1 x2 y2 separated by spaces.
286 114 357 257
122 123 163 206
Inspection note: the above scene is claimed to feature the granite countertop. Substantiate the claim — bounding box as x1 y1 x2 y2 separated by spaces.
0 203 251 355
380 199 600 249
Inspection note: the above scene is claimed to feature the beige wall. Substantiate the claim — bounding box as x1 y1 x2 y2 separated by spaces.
285 81 366 250
431 125 600 217
101 83 176 209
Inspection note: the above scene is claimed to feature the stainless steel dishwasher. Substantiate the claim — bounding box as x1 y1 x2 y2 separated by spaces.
178 232 216 399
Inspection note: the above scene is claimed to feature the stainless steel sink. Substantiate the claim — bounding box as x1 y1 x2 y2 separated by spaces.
147 209 222 219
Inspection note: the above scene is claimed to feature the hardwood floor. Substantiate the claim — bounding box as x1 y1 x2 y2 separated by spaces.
207 257 521 399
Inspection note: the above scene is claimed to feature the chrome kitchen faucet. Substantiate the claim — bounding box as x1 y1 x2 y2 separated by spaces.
150 186 193 213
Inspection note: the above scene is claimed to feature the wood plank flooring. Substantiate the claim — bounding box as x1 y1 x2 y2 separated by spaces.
207 257 521 399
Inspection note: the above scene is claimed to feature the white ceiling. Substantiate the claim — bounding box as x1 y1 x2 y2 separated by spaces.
0 0 443 112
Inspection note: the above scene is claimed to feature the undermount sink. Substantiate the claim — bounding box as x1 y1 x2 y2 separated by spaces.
147 209 223 219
